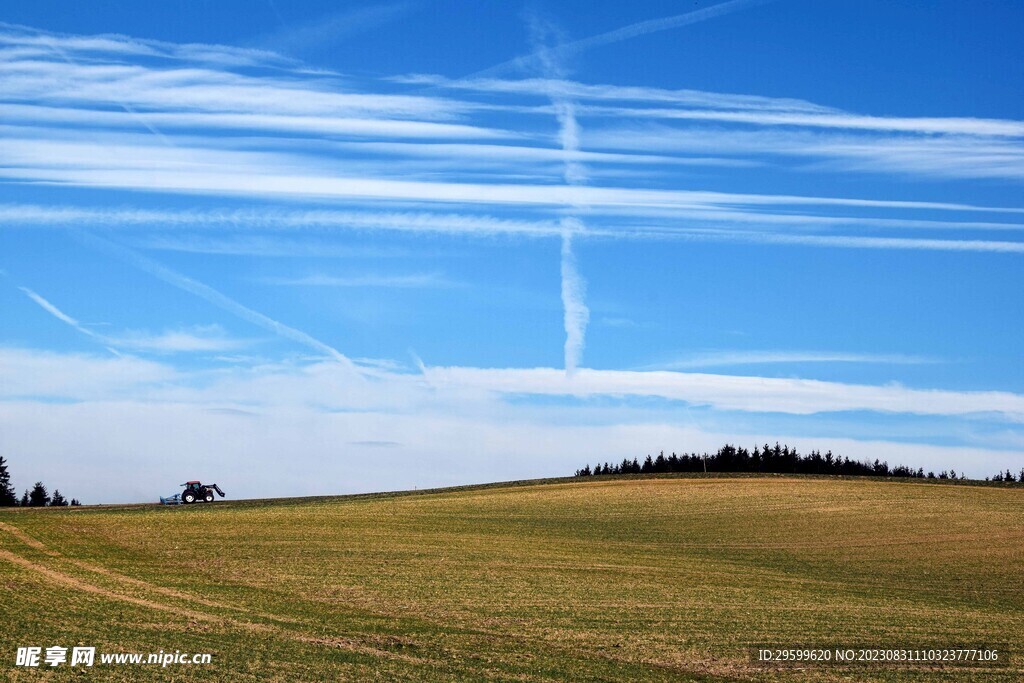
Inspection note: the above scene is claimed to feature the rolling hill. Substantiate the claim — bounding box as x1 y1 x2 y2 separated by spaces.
1 475 1021 681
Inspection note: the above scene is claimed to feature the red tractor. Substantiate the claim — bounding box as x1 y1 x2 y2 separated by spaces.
161 481 226 505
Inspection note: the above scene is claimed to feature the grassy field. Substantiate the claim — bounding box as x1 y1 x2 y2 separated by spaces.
1 474 1022 681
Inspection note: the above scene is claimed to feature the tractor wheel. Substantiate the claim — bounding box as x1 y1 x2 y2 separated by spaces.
182 490 196 504
204 491 215 503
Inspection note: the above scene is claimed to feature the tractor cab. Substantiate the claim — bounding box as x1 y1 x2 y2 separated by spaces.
181 481 208 503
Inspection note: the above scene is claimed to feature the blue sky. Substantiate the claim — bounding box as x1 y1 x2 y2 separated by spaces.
1 0 1022 502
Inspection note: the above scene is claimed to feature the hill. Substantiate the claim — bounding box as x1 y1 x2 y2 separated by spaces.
1 475 1021 681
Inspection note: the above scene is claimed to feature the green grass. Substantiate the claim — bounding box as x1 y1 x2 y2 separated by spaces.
1 474 1022 681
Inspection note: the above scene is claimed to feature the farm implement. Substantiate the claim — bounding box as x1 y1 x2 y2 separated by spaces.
160 481 226 505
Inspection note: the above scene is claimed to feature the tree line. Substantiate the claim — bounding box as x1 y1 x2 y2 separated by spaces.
574 443 1023 483
0 456 81 507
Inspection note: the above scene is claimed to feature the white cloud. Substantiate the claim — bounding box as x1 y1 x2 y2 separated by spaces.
0 22 298 68
6 201 1024 255
583 105 1024 138
645 350 939 370
14 397 1018 504
7 137 1021 214
422 366 1024 421
3 347 1023 423
0 348 175 399
429 75 1024 138
111 325 247 353
0 348 1021 503
407 74 833 113
662 229 1024 254
587 125 1024 181
0 204 566 237
0 56 463 119
0 104 516 141
6 202 1024 255
1 344 1021 501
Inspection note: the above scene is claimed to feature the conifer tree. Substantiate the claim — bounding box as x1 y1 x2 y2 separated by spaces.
28 482 49 507
0 456 17 506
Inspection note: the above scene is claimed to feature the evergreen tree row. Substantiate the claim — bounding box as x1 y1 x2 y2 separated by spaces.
0 456 81 507
574 443 1015 482
987 469 1024 483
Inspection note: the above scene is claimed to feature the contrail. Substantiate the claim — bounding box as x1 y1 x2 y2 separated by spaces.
77 233 359 371
35 32 174 148
552 108 589 374
31 28 363 373
466 0 777 79
507 1 775 374
529 16 590 375
17 286 122 356
559 224 589 374
11 33 353 369
556 0 775 56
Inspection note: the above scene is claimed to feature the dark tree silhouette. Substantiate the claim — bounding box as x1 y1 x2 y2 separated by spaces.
578 443 978 481
0 456 17 506
28 482 49 507
50 490 68 507
70 499 81 506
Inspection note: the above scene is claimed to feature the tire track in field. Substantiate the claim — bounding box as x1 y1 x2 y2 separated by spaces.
0 520 60 555
0 522 675 674
0 520 306 623
0 520 250 614
0 524 437 667
0 547 241 625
